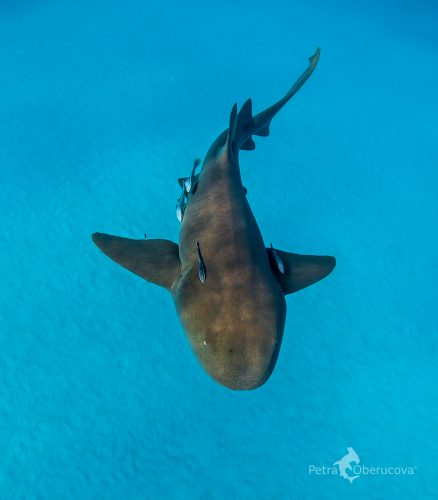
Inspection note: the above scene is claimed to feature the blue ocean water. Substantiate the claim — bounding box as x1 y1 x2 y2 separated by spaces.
1 0 437 498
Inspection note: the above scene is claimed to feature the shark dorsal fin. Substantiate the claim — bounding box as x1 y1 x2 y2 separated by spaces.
92 233 181 291
267 247 335 295
236 98 255 133
226 103 238 157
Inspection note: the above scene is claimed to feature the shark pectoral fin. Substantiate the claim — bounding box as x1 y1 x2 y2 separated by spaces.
267 248 336 294
92 233 181 290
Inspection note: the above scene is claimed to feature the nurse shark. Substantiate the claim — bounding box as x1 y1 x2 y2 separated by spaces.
92 48 335 390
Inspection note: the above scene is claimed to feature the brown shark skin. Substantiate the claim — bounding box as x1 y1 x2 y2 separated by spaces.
174 145 287 390
92 48 335 391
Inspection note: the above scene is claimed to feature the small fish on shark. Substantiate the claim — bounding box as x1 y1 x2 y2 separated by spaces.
175 182 187 223
176 158 202 221
196 241 206 283
270 243 285 274
187 157 201 194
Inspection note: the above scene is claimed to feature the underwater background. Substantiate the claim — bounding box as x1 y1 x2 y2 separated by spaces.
1 0 437 498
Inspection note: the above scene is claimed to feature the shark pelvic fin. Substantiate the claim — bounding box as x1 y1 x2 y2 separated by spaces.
92 233 181 291
267 247 335 294
241 138 256 150
255 123 270 137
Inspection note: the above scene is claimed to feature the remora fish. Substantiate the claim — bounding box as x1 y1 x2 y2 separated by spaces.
92 48 336 390
175 183 186 222
187 158 201 194
196 241 206 283
270 243 285 274
178 158 201 196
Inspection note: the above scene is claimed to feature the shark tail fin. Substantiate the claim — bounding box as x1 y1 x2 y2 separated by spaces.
226 48 320 159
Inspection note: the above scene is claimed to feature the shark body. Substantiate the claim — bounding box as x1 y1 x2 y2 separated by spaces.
92 48 335 390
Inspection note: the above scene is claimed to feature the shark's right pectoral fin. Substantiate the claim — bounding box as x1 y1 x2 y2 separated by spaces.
92 233 181 291
267 248 336 295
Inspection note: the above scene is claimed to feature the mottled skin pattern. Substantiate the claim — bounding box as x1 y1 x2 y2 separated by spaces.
175 139 286 390
92 49 335 390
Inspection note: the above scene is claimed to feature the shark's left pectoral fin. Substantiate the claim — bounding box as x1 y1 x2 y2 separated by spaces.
267 247 336 294
92 233 181 291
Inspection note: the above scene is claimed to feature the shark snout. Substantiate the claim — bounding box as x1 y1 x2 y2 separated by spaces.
199 330 282 391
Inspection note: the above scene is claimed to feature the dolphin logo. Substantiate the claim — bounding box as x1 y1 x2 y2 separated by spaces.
334 447 360 483
92 48 336 390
